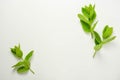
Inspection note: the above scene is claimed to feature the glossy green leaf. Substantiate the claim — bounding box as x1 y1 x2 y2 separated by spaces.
25 50 34 61
90 10 96 24
82 7 90 18
23 60 30 68
102 25 113 39
11 48 16 54
12 61 24 68
11 44 23 59
103 25 108 34
102 36 116 44
93 31 102 45
80 20 91 32
16 47 23 58
90 5 95 16
78 14 90 25
94 39 99 45
17 66 29 73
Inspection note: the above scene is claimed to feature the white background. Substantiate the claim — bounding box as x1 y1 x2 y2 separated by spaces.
0 0 120 80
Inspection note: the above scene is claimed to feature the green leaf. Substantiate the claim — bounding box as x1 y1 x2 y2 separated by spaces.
11 48 16 54
94 39 100 45
102 25 113 39
93 31 102 45
23 60 30 67
25 50 34 61
90 10 96 24
12 61 24 68
103 25 108 34
17 66 29 73
80 20 91 32
82 7 89 18
24 60 35 74
12 60 30 68
11 44 23 59
94 43 102 51
16 47 23 58
102 36 116 44
90 6 96 22
78 14 90 25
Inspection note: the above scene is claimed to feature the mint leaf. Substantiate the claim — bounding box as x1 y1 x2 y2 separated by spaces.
11 44 23 59
102 25 113 39
102 36 116 44
82 7 90 18
80 20 91 32
25 50 34 61
93 31 102 45
12 61 24 68
103 25 108 35
78 14 90 25
17 66 29 73
89 5 96 24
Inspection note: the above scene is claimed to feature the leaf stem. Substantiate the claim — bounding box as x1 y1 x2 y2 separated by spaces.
91 32 93 38
93 51 97 58
30 68 35 74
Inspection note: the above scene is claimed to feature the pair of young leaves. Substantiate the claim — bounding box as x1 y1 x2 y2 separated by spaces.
93 25 116 58
11 44 34 74
78 4 116 58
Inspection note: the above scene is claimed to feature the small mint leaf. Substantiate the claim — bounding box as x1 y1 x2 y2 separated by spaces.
93 31 102 45
25 50 34 61
12 61 24 68
80 20 91 32
78 14 90 25
102 25 113 39
17 66 29 73
11 44 23 59
102 36 116 44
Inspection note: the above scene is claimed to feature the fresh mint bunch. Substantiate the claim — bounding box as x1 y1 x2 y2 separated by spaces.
11 44 34 74
78 4 98 37
78 4 116 58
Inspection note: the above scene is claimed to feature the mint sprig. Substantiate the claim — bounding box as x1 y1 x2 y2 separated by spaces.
93 26 116 58
11 44 34 74
78 4 97 38
78 4 116 58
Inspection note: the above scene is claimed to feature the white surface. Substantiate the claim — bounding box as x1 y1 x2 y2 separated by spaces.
0 0 120 80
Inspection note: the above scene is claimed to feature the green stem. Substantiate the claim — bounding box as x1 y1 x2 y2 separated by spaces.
90 26 94 39
93 51 97 58
91 32 93 38
30 68 35 74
